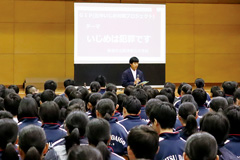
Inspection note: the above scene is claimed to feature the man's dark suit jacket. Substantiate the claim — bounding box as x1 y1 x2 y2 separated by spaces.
121 68 145 87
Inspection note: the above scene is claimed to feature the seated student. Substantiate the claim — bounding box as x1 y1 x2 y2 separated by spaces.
0 84 5 98
46 111 89 160
124 85 134 96
174 84 192 108
64 79 75 89
143 86 156 100
25 85 38 96
69 99 86 112
200 112 238 160
90 81 101 93
102 91 123 121
184 132 219 160
118 96 148 132
127 125 159 160
233 88 240 106
224 105 240 158
86 118 125 160
132 88 149 122
194 78 211 103
222 81 237 98
159 88 175 104
0 119 19 160
41 89 56 102
176 102 198 140
68 90 83 101
18 97 42 131
145 99 162 121
155 95 169 102
18 125 49 160
95 75 107 94
149 102 186 160
96 99 128 156
87 93 102 119
209 97 228 112
106 83 117 93
121 57 145 87
211 86 225 98
177 82 187 99
164 82 177 102
44 80 57 92
68 145 103 160
192 88 208 117
54 96 69 125
0 110 13 119
8 85 19 94
39 101 67 144
117 94 128 115
4 92 21 123
65 85 77 99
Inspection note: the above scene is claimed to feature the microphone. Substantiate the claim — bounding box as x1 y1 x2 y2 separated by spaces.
137 74 139 79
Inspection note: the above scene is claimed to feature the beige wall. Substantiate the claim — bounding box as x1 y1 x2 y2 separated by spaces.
0 0 240 85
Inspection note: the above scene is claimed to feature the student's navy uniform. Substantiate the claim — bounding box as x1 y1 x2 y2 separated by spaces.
174 117 200 130
113 112 124 121
154 132 186 160
110 152 125 160
99 89 106 94
42 123 67 144
174 98 181 109
18 117 42 131
225 134 240 158
218 145 238 160
118 115 148 132
198 105 209 117
108 118 128 156
139 106 149 122
121 68 144 87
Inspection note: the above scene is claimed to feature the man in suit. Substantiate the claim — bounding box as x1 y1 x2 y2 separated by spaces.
121 57 145 87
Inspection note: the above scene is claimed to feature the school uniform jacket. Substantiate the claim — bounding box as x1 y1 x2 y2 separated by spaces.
110 152 125 160
154 132 186 160
121 68 144 87
218 145 238 160
198 105 209 118
42 123 67 144
18 117 42 131
108 118 128 155
113 112 124 121
139 106 149 122
225 134 240 158
118 115 148 132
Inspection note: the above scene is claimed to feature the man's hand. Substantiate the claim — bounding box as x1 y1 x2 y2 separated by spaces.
134 78 141 85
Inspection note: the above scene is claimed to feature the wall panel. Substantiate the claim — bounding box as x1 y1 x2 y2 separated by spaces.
0 55 14 85
0 23 14 54
0 1 14 23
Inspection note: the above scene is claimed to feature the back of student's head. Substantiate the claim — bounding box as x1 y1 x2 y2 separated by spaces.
210 86 223 97
19 125 47 160
18 97 39 121
155 95 169 102
132 88 148 106
40 101 59 123
96 99 115 121
159 88 174 104
44 80 57 92
0 110 13 119
123 96 141 114
65 85 77 98
69 90 83 101
194 78 205 88
124 85 134 96
143 87 155 100
4 88 16 98
95 75 107 88
68 145 103 160
102 91 118 107
128 125 158 160
25 85 37 95
145 98 162 117
149 102 176 129
179 102 198 138
64 79 75 88
200 112 229 145
233 88 240 103
0 118 19 160
0 97 5 111
164 82 176 93
222 81 236 96
177 82 187 96
4 93 21 116
192 88 207 106
69 99 86 111
224 105 240 134
184 132 218 160
106 83 117 93
86 118 111 160
41 89 56 102
77 86 89 101
117 93 127 113
89 93 102 107
90 81 101 93
54 95 69 109
209 97 228 112
181 84 192 95
8 85 19 94
0 84 6 98
129 56 139 64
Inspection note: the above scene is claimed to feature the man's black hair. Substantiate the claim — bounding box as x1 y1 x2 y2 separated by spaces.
65 85 77 98
132 88 148 106
159 88 174 104
95 75 107 87
129 57 139 64
90 81 101 93
44 80 57 92
64 79 75 88
209 97 228 112
192 88 207 106
145 98 162 117
41 89 56 102
195 78 205 88
123 96 141 114
4 93 21 116
164 82 176 92
40 101 59 123
177 82 187 96
8 85 19 94
106 83 117 93
222 81 236 96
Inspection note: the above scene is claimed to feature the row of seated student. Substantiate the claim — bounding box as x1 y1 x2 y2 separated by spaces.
0 77 239 160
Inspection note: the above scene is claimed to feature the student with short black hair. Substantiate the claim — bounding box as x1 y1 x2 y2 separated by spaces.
4 88 16 98
143 86 155 100
4 92 21 122
222 81 237 97
145 98 162 119
68 145 103 160
132 88 149 122
200 112 237 160
65 86 77 99
96 99 128 156
233 88 240 106
149 102 186 160
18 125 49 160
164 82 177 102
40 101 67 144
95 75 107 94
118 96 148 132
159 88 174 104
0 118 19 160
127 125 159 160
117 94 127 115
194 78 211 103
0 84 6 98
86 118 125 160
183 132 219 160
192 88 208 117
90 81 101 93
68 90 82 101
123 85 134 96
209 97 228 112
0 110 13 119
44 80 57 92
177 82 187 98
8 85 19 94
87 93 102 119
41 89 56 102
25 85 38 95
211 86 224 97
106 83 117 93
54 96 69 124
69 99 86 111
64 79 75 88
224 105 240 157
18 97 42 131
155 95 169 102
